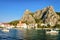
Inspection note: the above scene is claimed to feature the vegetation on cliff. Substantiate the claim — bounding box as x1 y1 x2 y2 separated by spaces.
8 6 60 28
56 12 60 16
8 12 60 28
8 20 19 26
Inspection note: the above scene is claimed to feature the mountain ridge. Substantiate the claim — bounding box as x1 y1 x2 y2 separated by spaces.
8 6 60 28
21 6 60 27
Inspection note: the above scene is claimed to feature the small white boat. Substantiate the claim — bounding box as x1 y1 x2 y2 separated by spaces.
54 28 59 31
2 29 9 32
46 29 59 35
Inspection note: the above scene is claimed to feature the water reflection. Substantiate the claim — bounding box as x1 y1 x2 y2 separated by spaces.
24 29 59 40
0 29 23 40
57 30 60 40
0 29 60 40
24 29 47 40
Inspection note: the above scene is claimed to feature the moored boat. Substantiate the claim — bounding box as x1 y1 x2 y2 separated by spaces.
2 28 9 32
46 29 59 35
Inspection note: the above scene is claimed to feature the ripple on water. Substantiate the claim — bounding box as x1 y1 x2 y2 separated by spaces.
0 29 60 40
0 29 23 40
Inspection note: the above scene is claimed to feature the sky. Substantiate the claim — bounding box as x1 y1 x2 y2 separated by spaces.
0 0 60 22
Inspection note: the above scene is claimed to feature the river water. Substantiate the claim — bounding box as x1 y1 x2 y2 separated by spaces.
0 28 60 40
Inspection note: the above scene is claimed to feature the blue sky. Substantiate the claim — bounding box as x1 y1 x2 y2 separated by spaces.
0 0 60 22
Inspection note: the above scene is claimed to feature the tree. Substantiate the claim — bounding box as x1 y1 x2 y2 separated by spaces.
8 20 19 26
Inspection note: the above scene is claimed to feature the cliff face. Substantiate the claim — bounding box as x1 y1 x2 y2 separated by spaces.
42 6 59 26
21 9 36 24
21 6 59 26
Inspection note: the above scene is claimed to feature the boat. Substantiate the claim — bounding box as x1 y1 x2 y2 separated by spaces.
46 29 59 35
2 28 9 32
54 28 59 31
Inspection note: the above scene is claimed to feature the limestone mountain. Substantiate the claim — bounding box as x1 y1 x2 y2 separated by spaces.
21 6 59 26
33 6 59 26
21 9 36 24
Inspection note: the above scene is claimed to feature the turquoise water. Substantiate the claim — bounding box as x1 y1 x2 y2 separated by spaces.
0 29 60 40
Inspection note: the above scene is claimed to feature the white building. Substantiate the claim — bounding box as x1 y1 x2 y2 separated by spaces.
28 23 38 29
41 23 47 26
0 23 15 29
17 21 27 29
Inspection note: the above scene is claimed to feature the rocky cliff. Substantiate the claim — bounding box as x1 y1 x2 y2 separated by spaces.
21 6 59 27
21 9 36 24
